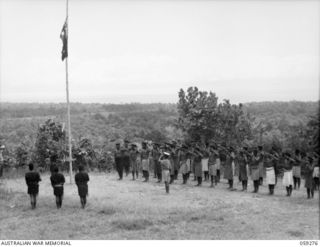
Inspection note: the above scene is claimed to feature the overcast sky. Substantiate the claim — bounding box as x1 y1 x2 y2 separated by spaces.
0 0 319 104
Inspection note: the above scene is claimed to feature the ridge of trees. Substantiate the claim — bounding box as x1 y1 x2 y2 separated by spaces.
0 96 318 167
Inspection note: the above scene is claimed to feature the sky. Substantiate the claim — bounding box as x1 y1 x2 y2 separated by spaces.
0 0 319 104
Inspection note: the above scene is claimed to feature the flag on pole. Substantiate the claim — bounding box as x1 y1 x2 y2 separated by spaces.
60 18 68 61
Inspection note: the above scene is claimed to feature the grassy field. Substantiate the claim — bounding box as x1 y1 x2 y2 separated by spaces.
0 172 319 240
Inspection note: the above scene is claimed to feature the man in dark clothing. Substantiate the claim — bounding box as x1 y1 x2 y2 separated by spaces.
293 149 302 190
224 148 235 190
159 152 171 193
114 143 123 180
219 150 227 182
258 146 265 185
152 144 161 182
264 153 277 195
123 140 131 177
250 149 261 193
129 144 140 180
282 153 294 196
50 167 65 209
25 163 41 209
304 156 315 199
194 148 203 186
75 165 90 209
141 141 150 182
237 151 248 191
173 148 180 180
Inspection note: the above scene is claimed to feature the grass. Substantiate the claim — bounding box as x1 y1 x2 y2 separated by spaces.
0 187 15 203
112 219 153 231
0 172 319 240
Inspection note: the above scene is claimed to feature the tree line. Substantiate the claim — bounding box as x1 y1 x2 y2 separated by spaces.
0 87 318 171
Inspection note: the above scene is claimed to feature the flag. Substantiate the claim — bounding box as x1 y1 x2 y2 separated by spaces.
60 19 68 61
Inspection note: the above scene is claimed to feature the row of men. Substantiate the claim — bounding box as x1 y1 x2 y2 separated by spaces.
25 163 89 209
16 140 320 209
113 140 320 198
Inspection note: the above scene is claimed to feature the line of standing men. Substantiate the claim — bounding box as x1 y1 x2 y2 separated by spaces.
113 139 319 199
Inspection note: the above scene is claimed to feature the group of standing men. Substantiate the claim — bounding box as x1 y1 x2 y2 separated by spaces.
25 163 90 209
113 140 320 198
5 138 319 210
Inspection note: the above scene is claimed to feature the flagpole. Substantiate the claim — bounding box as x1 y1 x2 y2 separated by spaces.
65 0 73 183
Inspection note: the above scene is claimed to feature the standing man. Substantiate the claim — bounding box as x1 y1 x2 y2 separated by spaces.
264 153 277 195
202 149 209 182
258 146 265 185
219 147 227 183
170 141 180 180
282 153 294 197
270 147 280 185
237 150 248 191
208 147 218 187
159 152 171 193
224 147 235 190
313 154 319 190
179 148 189 184
152 143 162 182
173 146 180 180
123 140 131 177
194 147 203 186
292 149 302 190
114 142 123 180
304 156 315 199
25 163 41 209
129 143 140 180
141 141 150 182
75 165 90 209
250 149 261 193
215 150 221 183
169 146 176 184
50 167 65 209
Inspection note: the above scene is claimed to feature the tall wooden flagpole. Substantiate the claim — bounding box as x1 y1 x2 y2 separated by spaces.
65 0 73 183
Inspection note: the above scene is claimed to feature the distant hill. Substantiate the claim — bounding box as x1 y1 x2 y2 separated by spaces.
0 102 177 119
0 101 318 155
244 101 318 120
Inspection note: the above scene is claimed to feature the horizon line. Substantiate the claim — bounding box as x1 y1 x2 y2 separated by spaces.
0 99 319 105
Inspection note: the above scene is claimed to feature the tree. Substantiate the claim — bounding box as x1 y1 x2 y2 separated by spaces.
143 129 168 143
217 100 252 146
177 87 219 143
306 114 320 154
15 142 29 167
177 87 251 145
33 119 66 168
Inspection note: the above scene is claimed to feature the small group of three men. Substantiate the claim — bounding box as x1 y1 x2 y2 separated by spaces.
25 163 89 209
